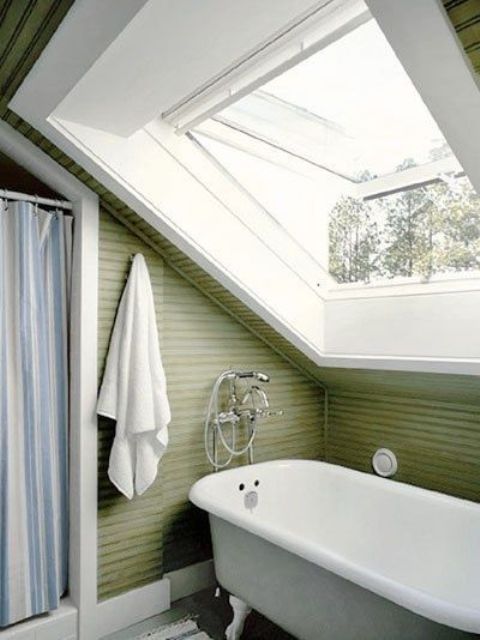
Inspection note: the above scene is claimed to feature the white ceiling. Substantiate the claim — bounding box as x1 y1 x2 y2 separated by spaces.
55 0 325 136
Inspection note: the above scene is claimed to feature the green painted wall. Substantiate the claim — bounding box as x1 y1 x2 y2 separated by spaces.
319 369 480 503
98 210 324 599
327 390 480 502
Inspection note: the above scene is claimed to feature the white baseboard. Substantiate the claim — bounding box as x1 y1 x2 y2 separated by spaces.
164 559 216 602
0 598 77 640
96 579 170 639
94 559 216 638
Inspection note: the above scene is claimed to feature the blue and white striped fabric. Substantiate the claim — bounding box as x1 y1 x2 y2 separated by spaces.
0 200 71 627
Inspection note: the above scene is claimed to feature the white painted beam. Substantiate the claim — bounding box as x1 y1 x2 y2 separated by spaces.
355 156 463 200
364 0 480 198
10 0 148 119
169 0 370 133
194 119 327 180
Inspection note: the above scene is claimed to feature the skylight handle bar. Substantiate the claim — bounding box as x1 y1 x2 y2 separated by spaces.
0 188 72 210
165 2 371 134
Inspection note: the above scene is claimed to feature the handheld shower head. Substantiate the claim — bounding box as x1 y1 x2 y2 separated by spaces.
234 371 270 383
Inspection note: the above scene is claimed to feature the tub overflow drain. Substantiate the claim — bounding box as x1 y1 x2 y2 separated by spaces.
372 448 397 478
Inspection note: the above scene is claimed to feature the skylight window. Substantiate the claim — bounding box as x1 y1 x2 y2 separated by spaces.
258 19 452 181
193 13 479 287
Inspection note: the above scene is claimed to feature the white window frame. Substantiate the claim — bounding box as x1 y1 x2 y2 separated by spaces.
165 0 370 133
188 0 480 298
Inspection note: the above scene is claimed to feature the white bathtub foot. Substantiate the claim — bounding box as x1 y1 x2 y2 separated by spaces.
225 595 252 640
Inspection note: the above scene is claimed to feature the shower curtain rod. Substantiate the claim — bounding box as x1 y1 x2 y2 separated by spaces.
1 188 73 211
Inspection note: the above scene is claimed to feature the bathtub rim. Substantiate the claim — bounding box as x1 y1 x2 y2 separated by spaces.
189 459 480 634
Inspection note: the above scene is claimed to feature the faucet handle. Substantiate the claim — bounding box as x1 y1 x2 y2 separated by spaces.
258 409 284 418
215 410 241 425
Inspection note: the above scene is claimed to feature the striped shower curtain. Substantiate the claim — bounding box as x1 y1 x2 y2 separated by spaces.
0 200 71 627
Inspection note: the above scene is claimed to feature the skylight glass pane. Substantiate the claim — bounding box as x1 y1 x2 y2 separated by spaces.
216 18 453 182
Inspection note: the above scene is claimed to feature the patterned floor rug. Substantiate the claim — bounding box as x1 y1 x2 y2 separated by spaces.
133 616 213 640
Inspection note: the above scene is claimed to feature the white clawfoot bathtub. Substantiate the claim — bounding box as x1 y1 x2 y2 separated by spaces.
189 460 480 640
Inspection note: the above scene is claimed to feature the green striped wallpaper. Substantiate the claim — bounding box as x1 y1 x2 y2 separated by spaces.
327 390 480 502
98 212 167 599
321 370 480 504
98 209 324 599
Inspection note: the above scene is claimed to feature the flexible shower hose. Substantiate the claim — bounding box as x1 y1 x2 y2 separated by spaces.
204 371 257 470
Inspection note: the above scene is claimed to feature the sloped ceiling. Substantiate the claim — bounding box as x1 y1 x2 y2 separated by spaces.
1 0 480 400
0 0 74 112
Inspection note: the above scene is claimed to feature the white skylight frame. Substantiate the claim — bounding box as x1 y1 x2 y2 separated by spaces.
193 11 468 197
195 94 465 203
191 7 480 292
165 0 370 133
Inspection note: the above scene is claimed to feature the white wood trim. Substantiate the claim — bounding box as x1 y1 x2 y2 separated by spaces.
194 118 331 182
354 156 463 200
206 108 355 182
0 122 100 640
165 560 216 603
315 353 480 375
69 196 99 640
329 272 480 300
0 600 77 640
95 580 170 639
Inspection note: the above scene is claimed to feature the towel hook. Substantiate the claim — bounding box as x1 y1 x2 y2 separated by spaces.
125 254 135 280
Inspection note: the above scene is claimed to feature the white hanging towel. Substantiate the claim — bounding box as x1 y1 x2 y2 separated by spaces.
97 253 171 499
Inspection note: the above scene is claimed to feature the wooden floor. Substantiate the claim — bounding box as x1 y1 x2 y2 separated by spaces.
103 588 295 639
